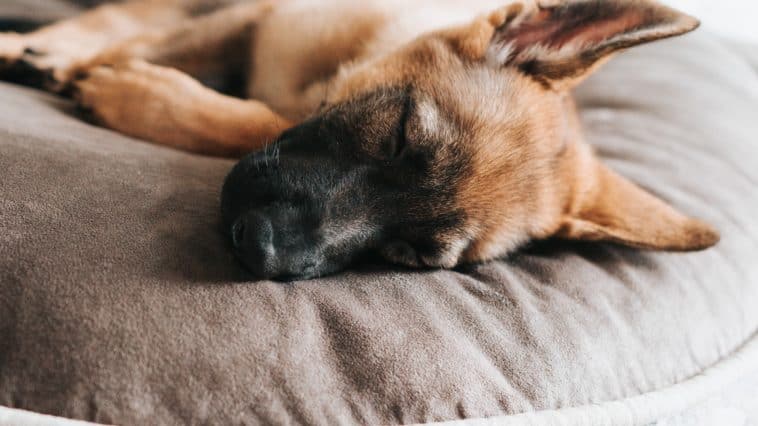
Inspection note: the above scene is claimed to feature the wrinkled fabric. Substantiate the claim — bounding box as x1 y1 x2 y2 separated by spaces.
0 23 757 426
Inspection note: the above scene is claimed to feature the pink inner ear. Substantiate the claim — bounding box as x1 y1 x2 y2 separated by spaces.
556 11 646 46
503 10 558 47
504 7 646 52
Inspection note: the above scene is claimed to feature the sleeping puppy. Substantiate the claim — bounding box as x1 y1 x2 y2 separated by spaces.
0 0 719 280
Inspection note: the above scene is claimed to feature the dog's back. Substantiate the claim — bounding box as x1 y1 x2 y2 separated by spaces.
249 0 511 118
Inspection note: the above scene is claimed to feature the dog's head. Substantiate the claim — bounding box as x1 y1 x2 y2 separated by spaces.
222 0 718 280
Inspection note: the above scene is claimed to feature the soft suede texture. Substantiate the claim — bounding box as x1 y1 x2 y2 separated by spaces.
0 0 81 23
1 5 758 425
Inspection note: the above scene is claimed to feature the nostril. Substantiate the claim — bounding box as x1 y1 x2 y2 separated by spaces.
231 218 246 249
230 212 280 279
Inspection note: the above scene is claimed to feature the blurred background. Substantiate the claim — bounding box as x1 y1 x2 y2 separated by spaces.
2 1 757 44
664 0 757 43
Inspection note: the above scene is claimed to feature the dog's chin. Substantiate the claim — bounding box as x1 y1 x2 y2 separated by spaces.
236 262 311 282
235 255 341 283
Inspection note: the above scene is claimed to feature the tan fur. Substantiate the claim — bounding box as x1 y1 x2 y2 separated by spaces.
74 59 291 157
1 1 190 86
0 0 719 266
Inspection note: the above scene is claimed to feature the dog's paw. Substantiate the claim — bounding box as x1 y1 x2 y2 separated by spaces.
0 33 84 91
71 60 206 133
0 32 24 68
72 63 136 126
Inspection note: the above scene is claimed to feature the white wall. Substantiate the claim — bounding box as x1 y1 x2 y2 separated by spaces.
664 0 758 43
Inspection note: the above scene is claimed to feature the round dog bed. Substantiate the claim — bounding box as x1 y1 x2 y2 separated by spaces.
1 30 757 425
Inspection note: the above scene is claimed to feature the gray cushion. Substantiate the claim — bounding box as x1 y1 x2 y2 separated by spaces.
0 1 82 23
1 28 757 426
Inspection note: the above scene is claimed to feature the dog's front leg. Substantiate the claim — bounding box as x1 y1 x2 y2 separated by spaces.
0 0 192 91
72 60 291 157
76 1 275 84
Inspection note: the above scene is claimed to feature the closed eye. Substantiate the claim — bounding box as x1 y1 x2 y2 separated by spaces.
387 95 414 161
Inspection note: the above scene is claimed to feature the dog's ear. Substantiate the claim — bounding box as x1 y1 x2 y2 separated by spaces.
557 162 719 251
458 0 699 89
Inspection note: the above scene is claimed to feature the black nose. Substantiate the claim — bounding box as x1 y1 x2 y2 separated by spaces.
231 213 279 279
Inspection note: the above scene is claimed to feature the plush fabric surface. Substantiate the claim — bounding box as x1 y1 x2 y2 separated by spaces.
0 0 81 23
657 370 758 426
1 15 757 426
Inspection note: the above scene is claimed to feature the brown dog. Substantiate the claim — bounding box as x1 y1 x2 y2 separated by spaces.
0 0 719 280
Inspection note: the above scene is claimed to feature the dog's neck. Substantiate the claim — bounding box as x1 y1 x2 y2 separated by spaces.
290 0 512 118
360 2 501 58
